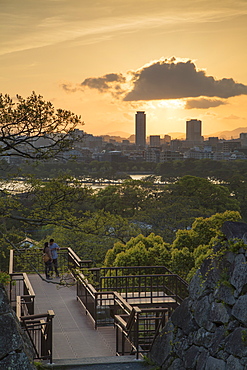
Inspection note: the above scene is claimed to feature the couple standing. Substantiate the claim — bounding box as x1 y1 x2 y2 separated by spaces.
43 239 60 280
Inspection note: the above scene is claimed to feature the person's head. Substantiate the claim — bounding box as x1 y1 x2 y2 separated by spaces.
43 241 49 252
50 239 54 245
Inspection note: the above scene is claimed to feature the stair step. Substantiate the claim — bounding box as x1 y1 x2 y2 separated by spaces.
44 356 153 369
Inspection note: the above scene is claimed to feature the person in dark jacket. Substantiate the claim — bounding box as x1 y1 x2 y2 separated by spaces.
43 242 53 280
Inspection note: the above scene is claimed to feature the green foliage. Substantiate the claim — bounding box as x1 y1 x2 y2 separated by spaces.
104 233 170 268
95 179 157 217
0 271 10 285
171 210 241 253
143 355 161 369
104 241 127 267
114 243 149 267
170 247 194 279
169 210 241 280
193 244 212 269
105 211 242 281
241 329 247 344
34 361 48 369
171 175 240 213
0 166 244 274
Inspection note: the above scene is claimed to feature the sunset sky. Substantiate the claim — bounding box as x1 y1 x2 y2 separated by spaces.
1 0 247 138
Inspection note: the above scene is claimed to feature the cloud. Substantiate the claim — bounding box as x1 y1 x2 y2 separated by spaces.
123 59 247 101
62 73 127 98
224 114 241 120
81 73 126 93
75 58 247 103
185 98 226 109
60 83 78 93
2 1 247 56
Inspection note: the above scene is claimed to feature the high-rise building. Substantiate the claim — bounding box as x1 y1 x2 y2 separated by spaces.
135 111 146 147
186 119 203 143
149 135 161 147
240 133 247 148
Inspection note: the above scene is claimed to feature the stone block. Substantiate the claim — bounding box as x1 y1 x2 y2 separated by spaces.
0 352 34 370
230 259 247 294
184 345 201 369
221 221 247 241
205 356 226 370
0 313 23 358
196 348 208 370
0 283 11 313
225 327 247 358
214 285 235 306
232 295 247 326
226 355 243 369
149 321 175 367
171 298 198 335
210 302 230 324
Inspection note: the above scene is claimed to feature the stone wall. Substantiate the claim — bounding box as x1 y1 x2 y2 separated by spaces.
149 221 247 369
0 284 35 369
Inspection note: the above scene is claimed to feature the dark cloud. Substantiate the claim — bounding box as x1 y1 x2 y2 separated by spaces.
123 59 247 101
62 58 247 104
185 98 226 109
61 83 78 93
81 73 126 92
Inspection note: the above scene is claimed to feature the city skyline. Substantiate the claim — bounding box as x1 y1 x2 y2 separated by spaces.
1 1 247 137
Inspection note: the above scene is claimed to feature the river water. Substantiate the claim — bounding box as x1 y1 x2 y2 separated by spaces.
0 174 155 194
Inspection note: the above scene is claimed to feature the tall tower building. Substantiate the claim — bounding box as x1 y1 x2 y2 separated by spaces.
186 119 203 143
135 111 146 147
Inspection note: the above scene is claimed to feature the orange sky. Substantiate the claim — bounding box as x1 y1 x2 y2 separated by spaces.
1 0 247 138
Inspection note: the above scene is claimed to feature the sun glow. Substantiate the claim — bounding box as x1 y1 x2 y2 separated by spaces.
157 100 186 109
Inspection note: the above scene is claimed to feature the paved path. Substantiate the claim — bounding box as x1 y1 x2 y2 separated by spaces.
28 274 116 361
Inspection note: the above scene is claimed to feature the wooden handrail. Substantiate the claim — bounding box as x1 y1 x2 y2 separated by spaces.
9 249 14 274
20 310 55 364
20 310 55 321
23 273 35 296
114 292 133 313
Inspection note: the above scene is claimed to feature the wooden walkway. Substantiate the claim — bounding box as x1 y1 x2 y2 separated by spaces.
28 274 116 361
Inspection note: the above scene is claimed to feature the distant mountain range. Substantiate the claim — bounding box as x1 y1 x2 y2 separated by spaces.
106 131 131 138
204 127 247 139
106 128 247 141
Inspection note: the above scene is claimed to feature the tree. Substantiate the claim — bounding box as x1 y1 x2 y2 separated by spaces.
0 175 144 270
228 174 247 220
0 92 83 160
170 210 241 280
170 175 239 213
0 92 84 270
104 211 242 282
171 210 241 252
104 233 170 268
131 176 240 242
95 179 157 217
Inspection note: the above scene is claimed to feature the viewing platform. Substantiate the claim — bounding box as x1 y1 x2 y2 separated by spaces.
8 247 188 367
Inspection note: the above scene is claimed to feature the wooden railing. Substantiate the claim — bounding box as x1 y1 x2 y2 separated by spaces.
20 310 55 364
9 272 35 313
8 250 57 364
9 247 92 275
115 306 172 358
9 247 188 359
99 273 187 305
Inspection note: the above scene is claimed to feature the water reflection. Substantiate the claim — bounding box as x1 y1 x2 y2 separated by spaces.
0 174 162 194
